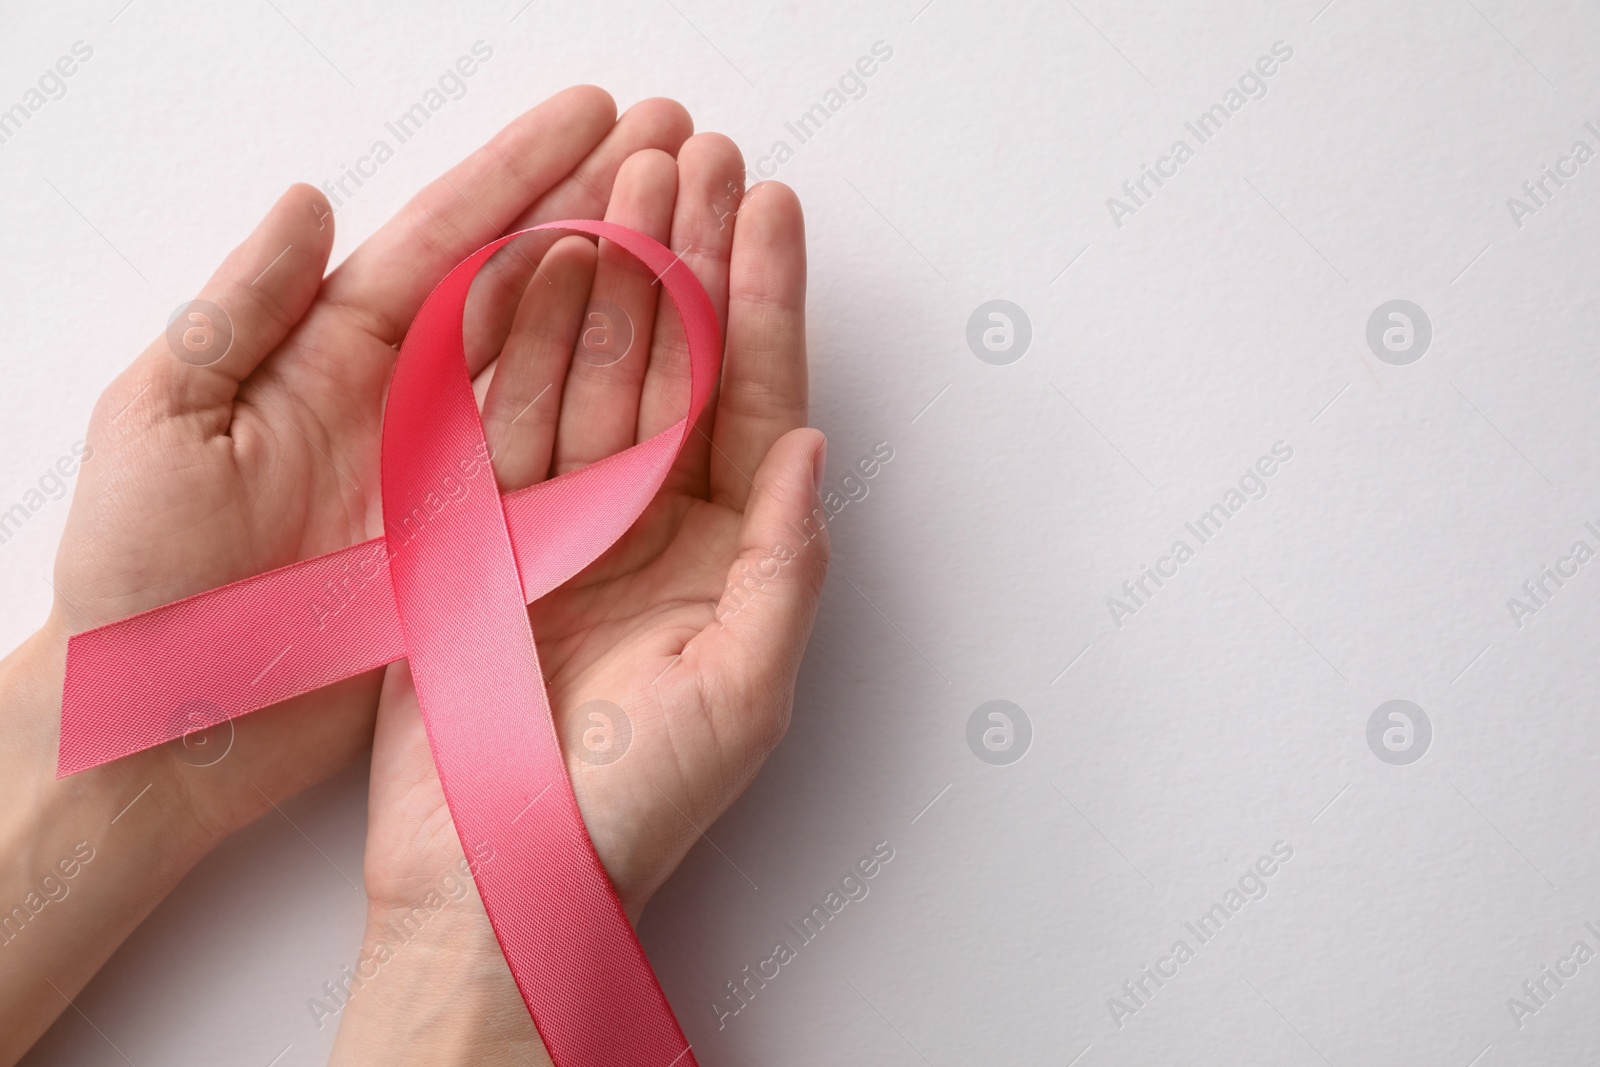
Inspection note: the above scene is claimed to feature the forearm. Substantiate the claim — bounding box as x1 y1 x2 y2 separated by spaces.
0 626 215 1065
327 901 552 1067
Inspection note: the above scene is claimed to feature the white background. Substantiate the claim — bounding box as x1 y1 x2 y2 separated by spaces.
6 1 1600 1064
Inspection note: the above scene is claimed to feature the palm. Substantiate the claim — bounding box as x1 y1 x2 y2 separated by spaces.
361 137 823 929
537 496 750 904
49 88 699 840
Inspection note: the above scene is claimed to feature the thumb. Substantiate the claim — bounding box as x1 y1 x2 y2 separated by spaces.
693 427 831 707
122 183 335 426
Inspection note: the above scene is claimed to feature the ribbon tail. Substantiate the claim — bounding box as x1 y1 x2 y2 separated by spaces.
58 537 406 776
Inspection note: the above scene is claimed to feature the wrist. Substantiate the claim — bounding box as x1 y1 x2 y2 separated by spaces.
0 626 218 1064
7 623 220 856
328 899 551 1067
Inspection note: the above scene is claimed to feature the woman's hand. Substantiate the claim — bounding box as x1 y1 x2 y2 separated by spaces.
51 85 694 843
0 86 693 1065
328 139 825 1064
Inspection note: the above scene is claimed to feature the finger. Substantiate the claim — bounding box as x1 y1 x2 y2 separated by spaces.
551 148 678 475
325 90 689 350
480 235 596 491
127 183 334 424
687 428 829 751
326 86 613 345
460 98 692 380
709 182 808 508
637 134 745 496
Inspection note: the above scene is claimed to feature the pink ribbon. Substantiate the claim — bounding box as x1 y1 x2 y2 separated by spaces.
59 221 714 1066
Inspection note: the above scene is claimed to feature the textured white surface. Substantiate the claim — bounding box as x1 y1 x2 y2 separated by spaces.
7 0 1600 1063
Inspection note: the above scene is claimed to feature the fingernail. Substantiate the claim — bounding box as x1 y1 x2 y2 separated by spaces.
811 436 827 494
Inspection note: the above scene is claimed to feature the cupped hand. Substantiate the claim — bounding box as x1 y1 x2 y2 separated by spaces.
42 88 694 840
342 136 824 1056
